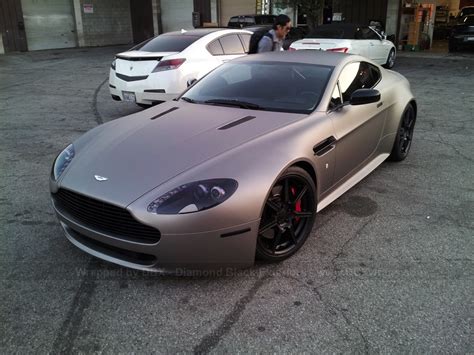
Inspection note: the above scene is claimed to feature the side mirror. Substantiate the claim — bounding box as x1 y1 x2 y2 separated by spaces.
381 31 387 40
187 78 197 87
350 89 380 106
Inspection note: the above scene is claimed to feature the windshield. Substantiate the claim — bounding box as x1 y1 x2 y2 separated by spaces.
182 61 333 114
460 8 474 17
463 15 474 25
132 35 199 52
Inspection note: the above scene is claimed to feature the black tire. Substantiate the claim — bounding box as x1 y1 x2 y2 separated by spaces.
256 166 316 262
383 49 396 69
389 104 416 162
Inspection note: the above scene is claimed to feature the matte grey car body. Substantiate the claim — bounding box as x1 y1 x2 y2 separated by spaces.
50 51 416 273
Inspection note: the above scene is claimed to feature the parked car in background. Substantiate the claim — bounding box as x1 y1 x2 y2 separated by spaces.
457 6 474 21
449 15 474 52
228 14 275 28
109 28 251 107
289 23 397 68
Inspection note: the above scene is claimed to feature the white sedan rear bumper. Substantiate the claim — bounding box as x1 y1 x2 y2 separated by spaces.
109 69 185 105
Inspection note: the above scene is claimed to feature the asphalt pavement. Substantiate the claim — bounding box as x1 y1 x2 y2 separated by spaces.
0 46 473 353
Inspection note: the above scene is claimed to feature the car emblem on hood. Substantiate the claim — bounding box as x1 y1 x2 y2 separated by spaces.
94 175 108 181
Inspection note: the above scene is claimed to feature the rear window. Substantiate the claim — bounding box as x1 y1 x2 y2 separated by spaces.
133 35 199 52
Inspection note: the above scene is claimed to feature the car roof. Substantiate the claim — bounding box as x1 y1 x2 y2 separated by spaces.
162 28 230 37
233 50 351 67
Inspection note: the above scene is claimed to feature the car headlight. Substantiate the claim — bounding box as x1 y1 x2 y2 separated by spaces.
147 179 238 215
111 59 116 70
52 144 75 181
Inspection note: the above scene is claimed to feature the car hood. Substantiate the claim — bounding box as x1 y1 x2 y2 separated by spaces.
60 102 306 207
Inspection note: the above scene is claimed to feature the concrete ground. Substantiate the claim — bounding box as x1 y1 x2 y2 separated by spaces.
1 46 473 354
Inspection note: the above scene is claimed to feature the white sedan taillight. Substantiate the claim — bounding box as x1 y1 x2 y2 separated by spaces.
152 58 186 72
326 47 349 53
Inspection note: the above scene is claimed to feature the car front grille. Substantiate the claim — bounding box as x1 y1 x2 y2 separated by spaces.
53 188 161 244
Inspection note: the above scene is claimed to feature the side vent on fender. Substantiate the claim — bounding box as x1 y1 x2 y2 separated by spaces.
150 107 179 120
218 116 256 130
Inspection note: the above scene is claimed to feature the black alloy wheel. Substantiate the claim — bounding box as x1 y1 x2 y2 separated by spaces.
390 104 416 161
256 167 316 261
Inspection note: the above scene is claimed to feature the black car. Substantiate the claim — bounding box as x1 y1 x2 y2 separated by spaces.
449 15 474 52
228 15 276 28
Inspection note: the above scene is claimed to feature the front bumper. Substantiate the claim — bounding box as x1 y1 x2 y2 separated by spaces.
109 69 184 105
51 197 259 273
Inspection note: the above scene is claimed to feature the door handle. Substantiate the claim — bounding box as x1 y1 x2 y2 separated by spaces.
377 102 383 108
313 136 336 156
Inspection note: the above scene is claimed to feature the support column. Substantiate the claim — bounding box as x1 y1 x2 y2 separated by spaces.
152 0 163 35
72 0 85 47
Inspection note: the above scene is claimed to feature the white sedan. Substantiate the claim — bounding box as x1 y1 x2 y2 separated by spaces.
109 28 252 106
289 24 396 68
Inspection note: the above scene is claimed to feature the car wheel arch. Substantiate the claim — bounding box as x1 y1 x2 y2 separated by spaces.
256 159 319 220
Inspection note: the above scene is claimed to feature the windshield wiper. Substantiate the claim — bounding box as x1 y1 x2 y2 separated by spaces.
181 96 197 103
204 99 263 110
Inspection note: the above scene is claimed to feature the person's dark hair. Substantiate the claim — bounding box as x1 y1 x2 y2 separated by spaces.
273 14 291 30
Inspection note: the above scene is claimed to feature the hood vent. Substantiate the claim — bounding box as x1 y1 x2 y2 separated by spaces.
218 116 256 130
150 107 179 120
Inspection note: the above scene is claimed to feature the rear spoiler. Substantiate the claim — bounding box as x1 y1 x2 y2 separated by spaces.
115 54 163 61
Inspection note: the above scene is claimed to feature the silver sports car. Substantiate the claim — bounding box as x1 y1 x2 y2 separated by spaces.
50 51 416 273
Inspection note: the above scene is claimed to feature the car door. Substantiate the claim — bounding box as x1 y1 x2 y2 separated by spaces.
354 27 380 62
367 27 388 63
329 61 386 183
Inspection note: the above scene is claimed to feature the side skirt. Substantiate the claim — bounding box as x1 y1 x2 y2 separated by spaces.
316 153 390 212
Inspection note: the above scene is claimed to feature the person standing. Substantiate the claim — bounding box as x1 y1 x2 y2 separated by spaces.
257 14 292 53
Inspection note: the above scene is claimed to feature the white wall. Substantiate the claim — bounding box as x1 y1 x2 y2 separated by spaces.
161 0 194 33
21 0 78 51
386 0 400 36
220 0 255 26
78 0 132 47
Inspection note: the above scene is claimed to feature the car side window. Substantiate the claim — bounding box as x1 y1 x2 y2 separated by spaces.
356 27 380 40
219 34 245 55
328 83 342 110
207 39 224 55
239 34 251 53
329 83 342 110
338 62 362 102
339 62 381 102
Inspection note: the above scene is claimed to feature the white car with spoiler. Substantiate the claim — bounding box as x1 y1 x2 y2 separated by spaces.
109 28 252 106
289 23 396 69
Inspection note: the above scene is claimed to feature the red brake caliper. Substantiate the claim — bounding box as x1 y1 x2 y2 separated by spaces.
291 187 302 223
